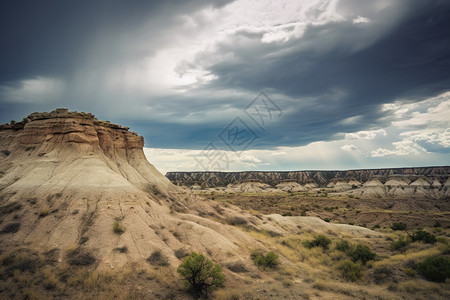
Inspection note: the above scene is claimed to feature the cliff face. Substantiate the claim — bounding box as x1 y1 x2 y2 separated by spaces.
0 109 261 271
166 167 450 198
166 167 450 187
1 108 141 160
0 108 170 193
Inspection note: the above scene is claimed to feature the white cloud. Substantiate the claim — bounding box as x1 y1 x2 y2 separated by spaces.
345 129 386 140
370 140 427 157
402 128 450 148
371 92 450 157
341 144 358 152
353 16 370 24
382 91 450 129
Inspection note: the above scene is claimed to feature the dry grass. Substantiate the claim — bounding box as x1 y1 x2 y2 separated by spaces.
213 289 241 300
397 279 443 294
374 246 441 268
42 267 59 289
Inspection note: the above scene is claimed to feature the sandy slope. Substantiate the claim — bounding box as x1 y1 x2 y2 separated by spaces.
0 110 381 295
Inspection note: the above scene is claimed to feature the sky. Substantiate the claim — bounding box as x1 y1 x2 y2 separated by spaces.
1 0 449 174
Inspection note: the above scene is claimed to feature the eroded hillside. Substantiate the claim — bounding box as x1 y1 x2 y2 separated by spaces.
0 110 448 299
167 168 450 199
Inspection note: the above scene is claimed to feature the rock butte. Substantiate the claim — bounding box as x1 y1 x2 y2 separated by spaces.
0 109 376 275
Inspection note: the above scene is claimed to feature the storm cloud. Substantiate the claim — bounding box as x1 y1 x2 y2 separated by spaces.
1 0 449 170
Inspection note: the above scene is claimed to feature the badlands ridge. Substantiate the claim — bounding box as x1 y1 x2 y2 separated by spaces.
167 168 450 199
0 109 373 275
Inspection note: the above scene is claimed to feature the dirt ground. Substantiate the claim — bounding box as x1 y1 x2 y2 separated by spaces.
201 191 450 229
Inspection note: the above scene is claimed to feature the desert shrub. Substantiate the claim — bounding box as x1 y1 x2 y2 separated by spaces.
0 251 42 279
147 250 170 266
336 240 350 252
372 224 380 229
42 268 59 290
0 202 22 215
373 267 392 284
413 230 436 244
39 207 49 217
348 244 376 265
114 246 128 253
323 218 330 223
417 256 450 282
391 222 407 231
0 222 20 234
251 250 279 269
404 267 416 277
227 216 248 226
391 237 411 251
266 230 283 237
174 248 190 260
336 259 361 281
177 252 224 297
66 248 96 266
226 261 248 273
1 149 11 156
436 237 448 245
303 235 331 250
113 221 124 234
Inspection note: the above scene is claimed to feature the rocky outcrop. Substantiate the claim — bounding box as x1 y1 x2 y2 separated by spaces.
166 167 450 198
0 109 379 280
167 168 450 187
0 109 260 270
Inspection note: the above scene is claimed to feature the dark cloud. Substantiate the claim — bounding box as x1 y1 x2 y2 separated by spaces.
0 0 233 83
185 0 450 148
0 0 449 152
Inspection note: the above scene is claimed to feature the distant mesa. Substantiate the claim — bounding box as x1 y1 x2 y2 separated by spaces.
166 167 450 199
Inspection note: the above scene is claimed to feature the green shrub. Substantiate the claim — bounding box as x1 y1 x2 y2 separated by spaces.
348 244 376 265
303 235 332 250
417 256 450 282
251 250 279 269
391 237 411 251
433 221 441 228
413 230 436 244
391 222 407 231
336 240 350 252
177 252 224 297
113 221 124 234
337 259 361 281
